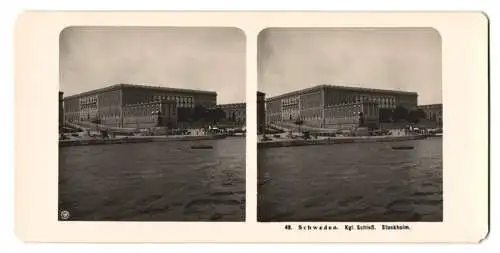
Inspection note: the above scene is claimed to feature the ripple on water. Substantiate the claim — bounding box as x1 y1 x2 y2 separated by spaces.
183 198 244 221
258 138 443 222
59 138 246 221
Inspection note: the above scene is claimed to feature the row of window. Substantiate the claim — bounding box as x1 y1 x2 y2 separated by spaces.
366 105 379 117
127 103 162 111
296 114 322 120
278 94 399 108
152 95 194 103
77 95 196 107
282 108 300 113
74 107 178 119
226 111 245 119
380 104 397 109
281 96 300 106
80 104 98 110
79 96 98 105
325 111 360 119
327 94 397 106
360 96 396 106
150 96 195 108
331 104 362 110
178 103 194 108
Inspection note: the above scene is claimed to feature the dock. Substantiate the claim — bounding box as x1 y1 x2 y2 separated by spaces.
59 134 227 147
257 135 427 149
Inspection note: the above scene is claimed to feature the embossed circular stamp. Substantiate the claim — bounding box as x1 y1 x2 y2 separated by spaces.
60 210 71 220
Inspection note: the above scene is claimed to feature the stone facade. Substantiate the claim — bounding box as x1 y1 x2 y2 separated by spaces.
324 101 380 130
121 100 177 129
257 91 266 134
63 84 217 128
59 91 64 132
265 84 418 130
216 103 246 124
417 103 443 127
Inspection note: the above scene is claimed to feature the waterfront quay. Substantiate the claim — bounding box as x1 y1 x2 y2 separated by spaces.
59 134 227 147
258 134 429 149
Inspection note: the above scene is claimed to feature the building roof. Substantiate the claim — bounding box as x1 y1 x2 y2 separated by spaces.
63 83 217 100
266 84 418 102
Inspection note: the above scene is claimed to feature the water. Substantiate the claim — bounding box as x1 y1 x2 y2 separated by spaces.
59 138 245 221
258 138 443 222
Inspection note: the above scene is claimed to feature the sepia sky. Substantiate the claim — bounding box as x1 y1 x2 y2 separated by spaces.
60 27 246 104
258 28 442 105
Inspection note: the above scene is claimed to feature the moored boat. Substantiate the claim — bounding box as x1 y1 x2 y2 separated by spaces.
191 144 214 149
392 146 414 150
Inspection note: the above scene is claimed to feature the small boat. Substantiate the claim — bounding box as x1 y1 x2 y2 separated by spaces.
191 145 213 149
392 146 414 150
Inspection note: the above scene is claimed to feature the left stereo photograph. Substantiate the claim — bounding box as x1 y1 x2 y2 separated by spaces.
58 27 247 222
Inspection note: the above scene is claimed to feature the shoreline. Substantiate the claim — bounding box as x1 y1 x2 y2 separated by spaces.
59 135 227 147
257 135 430 149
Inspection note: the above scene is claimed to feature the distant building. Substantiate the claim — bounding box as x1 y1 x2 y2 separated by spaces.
417 104 443 127
63 84 217 129
265 84 418 130
216 103 246 125
257 91 266 134
59 91 64 132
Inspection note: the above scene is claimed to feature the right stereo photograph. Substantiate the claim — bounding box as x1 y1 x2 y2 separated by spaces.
257 28 443 222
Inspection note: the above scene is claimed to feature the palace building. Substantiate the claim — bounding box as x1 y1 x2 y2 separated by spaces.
257 91 266 134
63 84 217 129
265 84 418 130
59 91 64 132
417 103 443 127
216 103 246 124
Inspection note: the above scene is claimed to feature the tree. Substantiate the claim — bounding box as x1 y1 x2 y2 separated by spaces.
203 108 224 124
416 109 426 119
214 108 226 123
408 110 421 123
193 105 207 121
379 108 393 123
294 118 304 133
156 111 164 127
166 120 174 129
177 108 191 122
205 108 213 123
408 109 426 123
358 112 365 126
393 106 409 122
